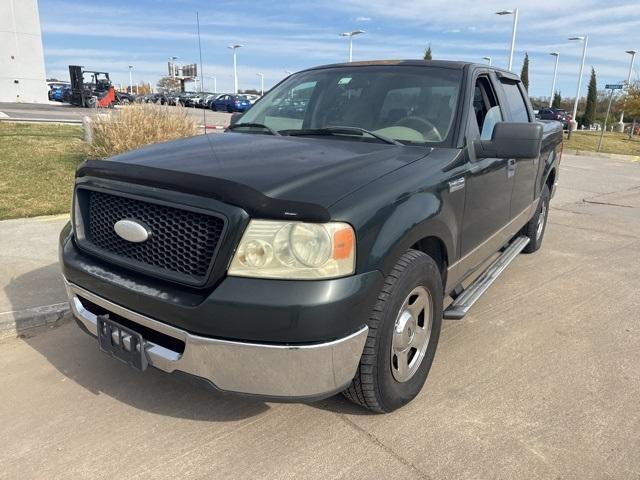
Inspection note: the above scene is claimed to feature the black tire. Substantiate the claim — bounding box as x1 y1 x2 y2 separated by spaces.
343 250 443 413
227 105 234 113
522 183 550 253
211 104 217 111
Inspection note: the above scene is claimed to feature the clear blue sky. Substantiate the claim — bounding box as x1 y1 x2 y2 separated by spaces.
39 0 639 99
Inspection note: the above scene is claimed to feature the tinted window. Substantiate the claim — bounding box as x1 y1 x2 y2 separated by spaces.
500 81 529 122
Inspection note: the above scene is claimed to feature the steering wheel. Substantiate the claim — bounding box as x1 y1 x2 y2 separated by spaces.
394 116 443 142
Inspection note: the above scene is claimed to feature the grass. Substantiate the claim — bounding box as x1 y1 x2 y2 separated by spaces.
564 131 640 157
0 122 85 220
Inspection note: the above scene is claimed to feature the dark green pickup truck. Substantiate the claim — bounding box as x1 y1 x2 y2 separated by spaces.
60 60 562 412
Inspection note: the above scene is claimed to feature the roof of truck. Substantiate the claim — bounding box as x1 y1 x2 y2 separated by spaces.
302 60 517 78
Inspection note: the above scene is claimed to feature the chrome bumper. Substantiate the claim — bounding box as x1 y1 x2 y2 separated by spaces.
64 279 368 399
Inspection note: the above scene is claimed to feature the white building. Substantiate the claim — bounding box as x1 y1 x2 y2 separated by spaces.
0 0 47 103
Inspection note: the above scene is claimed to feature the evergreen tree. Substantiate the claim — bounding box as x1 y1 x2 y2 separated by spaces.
552 92 562 108
520 52 529 91
583 67 597 127
423 43 432 61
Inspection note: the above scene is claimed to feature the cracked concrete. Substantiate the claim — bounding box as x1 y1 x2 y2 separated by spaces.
1 153 639 479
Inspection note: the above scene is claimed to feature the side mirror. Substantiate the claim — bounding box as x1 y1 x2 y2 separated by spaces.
475 122 543 159
229 112 243 126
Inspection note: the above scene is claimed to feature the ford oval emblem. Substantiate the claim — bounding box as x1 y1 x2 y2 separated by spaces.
114 219 151 243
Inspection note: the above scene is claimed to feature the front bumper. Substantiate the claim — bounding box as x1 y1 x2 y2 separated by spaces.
65 279 368 399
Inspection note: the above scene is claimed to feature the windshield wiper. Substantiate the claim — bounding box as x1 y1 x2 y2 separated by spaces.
280 126 402 145
228 122 281 136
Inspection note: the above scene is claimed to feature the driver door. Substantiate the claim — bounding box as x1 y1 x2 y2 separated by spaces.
457 73 515 276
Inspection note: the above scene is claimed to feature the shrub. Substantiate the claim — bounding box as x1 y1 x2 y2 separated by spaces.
87 104 199 158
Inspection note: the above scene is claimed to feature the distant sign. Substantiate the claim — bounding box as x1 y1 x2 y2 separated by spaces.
181 64 198 78
605 84 624 90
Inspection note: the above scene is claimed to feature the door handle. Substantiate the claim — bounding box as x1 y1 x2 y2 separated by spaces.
507 158 516 178
448 177 466 193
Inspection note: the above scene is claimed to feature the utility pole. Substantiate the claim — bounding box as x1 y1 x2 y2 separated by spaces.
228 44 243 94
340 30 365 63
257 72 264 96
618 50 637 131
496 9 518 71
549 52 559 108
568 35 589 137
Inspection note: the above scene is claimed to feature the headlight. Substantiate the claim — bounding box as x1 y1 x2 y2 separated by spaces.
229 220 355 279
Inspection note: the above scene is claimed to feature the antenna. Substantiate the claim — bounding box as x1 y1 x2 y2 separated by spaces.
196 11 206 133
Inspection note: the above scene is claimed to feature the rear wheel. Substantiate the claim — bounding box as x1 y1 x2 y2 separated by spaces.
343 250 443 413
522 184 550 253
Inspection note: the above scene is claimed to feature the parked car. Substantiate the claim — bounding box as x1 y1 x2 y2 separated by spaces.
47 81 71 101
538 108 569 129
243 94 261 104
202 93 221 108
210 94 252 112
49 85 71 102
60 60 562 412
147 93 170 105
115 91 136 105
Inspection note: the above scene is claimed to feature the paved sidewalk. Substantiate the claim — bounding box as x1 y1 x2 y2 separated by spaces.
0 215 69 338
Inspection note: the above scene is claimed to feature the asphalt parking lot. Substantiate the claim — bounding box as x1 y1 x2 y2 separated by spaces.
1 153 639 479
0 102 231 128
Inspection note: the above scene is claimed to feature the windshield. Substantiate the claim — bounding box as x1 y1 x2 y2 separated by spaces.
237 66 462 145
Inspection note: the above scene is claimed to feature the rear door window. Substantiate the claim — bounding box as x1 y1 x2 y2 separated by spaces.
500 80 530 122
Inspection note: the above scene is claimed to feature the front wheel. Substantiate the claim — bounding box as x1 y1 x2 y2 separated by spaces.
521 183 550 253
343 250 443 413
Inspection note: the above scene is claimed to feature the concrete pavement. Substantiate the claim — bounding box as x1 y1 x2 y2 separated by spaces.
0 215 69 338
1 153 639 479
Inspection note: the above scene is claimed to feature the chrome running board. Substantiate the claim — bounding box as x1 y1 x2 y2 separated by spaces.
443 236 530 320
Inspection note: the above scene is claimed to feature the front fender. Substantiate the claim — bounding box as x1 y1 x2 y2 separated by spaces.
368 191 457 276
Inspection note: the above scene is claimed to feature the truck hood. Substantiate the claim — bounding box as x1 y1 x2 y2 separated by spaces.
77 133 430 221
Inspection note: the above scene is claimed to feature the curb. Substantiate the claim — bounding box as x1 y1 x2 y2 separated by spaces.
0 302 70 340
566 149 640 162
0 117 83 125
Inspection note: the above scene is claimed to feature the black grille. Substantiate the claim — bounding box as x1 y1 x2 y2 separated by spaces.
83 190 225 284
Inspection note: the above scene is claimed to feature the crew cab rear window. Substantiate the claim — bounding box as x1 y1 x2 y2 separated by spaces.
500 80 530 122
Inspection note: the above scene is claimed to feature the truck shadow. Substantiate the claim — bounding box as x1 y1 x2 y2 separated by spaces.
7 264 270 422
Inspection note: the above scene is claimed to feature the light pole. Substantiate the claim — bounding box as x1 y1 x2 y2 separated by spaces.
496 8 518 71
228 44 243 94
549 52 560 108
482 56 492 65
128 65 133 94
340 30 365 63
568 35 589 134
618 50 637 128
256 72 264 96
208 76 217 93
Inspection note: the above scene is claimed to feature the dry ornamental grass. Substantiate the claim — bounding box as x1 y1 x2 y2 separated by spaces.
87 104 199 159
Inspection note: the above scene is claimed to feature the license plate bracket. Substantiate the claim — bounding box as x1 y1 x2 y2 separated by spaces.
97 314 148 371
